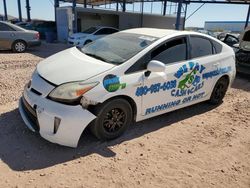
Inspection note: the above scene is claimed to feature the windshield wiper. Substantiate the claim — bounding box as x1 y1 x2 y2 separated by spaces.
84 52 108 62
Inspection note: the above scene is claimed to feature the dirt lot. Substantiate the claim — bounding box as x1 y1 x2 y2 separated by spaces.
0 43 249 188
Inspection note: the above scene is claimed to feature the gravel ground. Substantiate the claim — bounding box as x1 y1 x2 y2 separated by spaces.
0 43 249 188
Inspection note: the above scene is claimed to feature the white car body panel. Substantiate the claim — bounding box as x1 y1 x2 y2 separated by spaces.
37 48 114 85
68 26 118 47
19 72 96 147
19 28 236 147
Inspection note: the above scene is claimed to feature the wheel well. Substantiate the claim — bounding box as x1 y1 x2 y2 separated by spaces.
219 74 230 86
84 39 92 44
12 39 27 48
88 95 137 122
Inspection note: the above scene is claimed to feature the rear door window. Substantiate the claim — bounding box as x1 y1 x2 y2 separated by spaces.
190 36 213 58
107 28 118 34
0 23 15 31
95 28 118 35
95 28 107 35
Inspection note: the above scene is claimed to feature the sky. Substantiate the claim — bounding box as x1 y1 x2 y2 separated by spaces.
0 0 249 27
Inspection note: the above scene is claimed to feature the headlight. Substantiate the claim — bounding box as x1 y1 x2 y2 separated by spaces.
48 81 99 104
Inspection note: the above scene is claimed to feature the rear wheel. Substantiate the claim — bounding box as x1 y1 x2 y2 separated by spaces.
209 77 229 105
12 40 27 53
90 99 133 140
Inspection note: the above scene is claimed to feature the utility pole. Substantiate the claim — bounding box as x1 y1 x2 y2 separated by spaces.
245 5 250 29
17 0 22 22
84 0 87 8
72 0 77 33
141 0 144 27
175 0 183 30
122 0 126 12
3 0 8 21
54 0 59 21
26 0 31 22
163 0 167 16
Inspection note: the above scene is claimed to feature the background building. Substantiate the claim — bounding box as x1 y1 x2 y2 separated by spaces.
56 7 183 42
204 21 250 32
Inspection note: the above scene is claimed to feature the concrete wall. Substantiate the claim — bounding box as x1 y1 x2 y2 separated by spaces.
57 7 73 42
76 8 182 31
57 7 183 41
118 12 141 29
142 14 177 29
77 12 119 31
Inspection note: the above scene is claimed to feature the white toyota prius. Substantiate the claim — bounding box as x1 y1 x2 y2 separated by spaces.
19 28 236 147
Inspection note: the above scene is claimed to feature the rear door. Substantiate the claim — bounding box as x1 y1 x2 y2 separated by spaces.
188 35 222 98
0 22 16 50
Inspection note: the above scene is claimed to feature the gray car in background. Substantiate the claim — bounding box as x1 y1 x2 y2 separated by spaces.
0 21 41 53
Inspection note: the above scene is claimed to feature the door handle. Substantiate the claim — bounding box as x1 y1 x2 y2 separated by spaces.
213 63 219 67
133 83 142 87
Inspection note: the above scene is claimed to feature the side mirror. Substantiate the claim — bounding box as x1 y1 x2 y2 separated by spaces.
147 60 166 73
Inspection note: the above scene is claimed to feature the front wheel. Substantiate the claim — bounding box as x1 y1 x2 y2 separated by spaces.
90 99 133 140
209 77 229 105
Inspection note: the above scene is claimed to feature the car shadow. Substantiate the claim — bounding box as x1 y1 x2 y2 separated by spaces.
0 102 217 171
26 42 70 58
232 75 250 92
0 42 70 59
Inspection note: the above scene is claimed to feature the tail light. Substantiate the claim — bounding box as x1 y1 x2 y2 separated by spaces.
34 33 40 40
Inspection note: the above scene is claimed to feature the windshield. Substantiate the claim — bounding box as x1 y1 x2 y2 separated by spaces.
82 27 99 34
80 32 158 65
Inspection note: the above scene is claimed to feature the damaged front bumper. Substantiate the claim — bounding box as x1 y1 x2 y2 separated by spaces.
18 84 96 148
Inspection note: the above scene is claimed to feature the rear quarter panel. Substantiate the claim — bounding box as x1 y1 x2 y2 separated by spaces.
14 31 36 42
205 45 236 99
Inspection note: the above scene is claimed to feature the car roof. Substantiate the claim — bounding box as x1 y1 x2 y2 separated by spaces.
121 28 183 38
0 21 25 31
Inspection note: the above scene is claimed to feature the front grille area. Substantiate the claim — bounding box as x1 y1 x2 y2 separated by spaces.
21 97 40 132
30 88 42 96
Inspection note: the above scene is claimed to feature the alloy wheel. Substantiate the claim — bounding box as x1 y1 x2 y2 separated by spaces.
15 42 26 52
103 108 126 133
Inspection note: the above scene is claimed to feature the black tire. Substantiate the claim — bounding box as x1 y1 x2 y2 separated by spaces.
209 77 229 105
12 40 27 53
90 98 133 140
84 40 92 45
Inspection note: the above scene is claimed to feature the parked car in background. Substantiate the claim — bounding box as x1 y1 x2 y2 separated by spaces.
0 21 41 53
23 20 56 39
15 22 29 28
19 28 235 147
68 26 119 47
219 33 240 47
236 27 250 75
239 27 250 51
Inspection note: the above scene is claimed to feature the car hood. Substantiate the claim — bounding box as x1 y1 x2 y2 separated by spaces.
37 47 115 85
70 33 89 38
240 41 250 51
